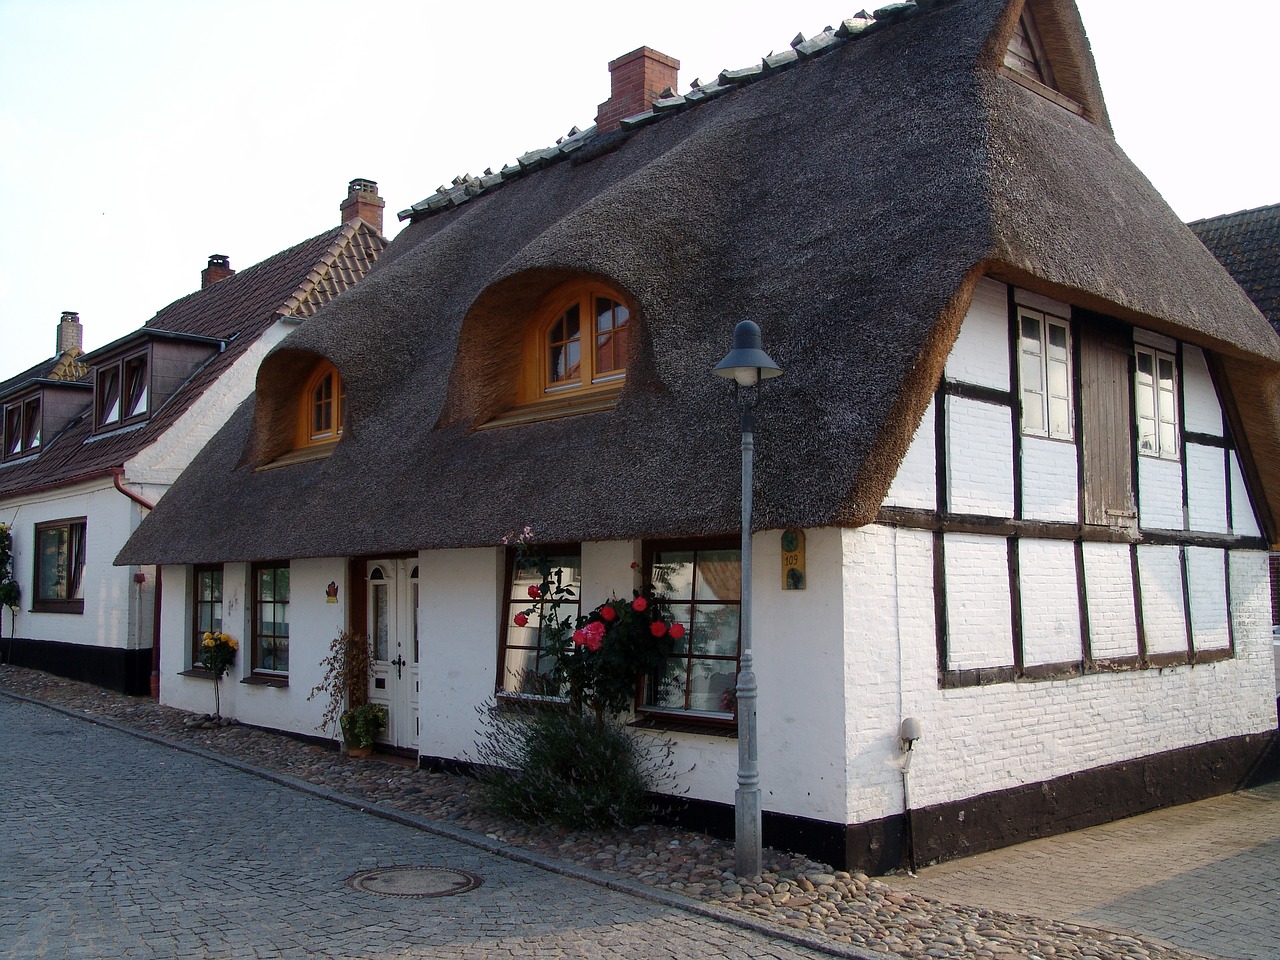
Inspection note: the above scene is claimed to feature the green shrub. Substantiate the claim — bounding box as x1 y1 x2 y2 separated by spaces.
472 701 674 829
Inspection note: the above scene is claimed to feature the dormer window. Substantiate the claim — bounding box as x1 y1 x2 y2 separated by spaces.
96 351 150 430
509 281 632 418
299 361 346 448
3 396 41 460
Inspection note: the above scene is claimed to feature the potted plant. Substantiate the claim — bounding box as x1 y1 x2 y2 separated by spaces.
307 630 384 757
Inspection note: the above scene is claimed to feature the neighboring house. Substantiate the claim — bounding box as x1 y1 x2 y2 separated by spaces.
0 181 386 695
120 0 1280 872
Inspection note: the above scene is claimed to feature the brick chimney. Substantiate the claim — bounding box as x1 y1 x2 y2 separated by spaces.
340 178 385 234
595 47 679 135
57 311 83 356
201 254 235 289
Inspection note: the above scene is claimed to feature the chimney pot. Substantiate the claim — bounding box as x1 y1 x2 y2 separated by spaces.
595 47 679 135
340 178 385 235
201 254 235 289
57 311 83 357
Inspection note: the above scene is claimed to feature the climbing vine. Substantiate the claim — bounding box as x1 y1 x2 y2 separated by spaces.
0 522 19 646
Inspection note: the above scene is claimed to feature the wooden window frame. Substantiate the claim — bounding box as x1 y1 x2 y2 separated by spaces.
190 564 224 670
251 561 290 677
516 281 631 410
296 361 346 450
1018 307 1074 442
636 537 742 731
1135 345 1179 461
94 349 151 432
495 544 582 701
2 395 41 461
32 517 86 614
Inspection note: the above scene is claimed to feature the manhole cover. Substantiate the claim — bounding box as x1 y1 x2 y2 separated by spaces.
346 866 483 898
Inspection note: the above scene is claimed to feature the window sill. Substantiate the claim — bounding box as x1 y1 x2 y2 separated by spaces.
31 600 85 615
178 668 214 680
241 675 288 688
479 386 622 430
631 712 738 738
258 442 338 471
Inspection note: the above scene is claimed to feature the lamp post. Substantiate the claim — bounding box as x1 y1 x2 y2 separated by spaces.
712 319 783 879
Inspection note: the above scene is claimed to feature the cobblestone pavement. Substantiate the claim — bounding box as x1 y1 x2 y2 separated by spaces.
884 783 1280 960
0 666 1237 960
0 695 854 960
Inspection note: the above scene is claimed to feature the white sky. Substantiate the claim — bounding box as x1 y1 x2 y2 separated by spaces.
1 0 1276 375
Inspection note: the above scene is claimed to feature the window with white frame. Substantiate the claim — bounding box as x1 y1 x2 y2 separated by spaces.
1135 345 1178 459
497 546 581 699
1018 308 1073 440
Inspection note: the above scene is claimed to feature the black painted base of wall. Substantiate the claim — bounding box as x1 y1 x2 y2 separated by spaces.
648 726 1280 873
2 636 152 697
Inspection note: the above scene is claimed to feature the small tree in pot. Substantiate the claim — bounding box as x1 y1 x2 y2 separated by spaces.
308 631 386 756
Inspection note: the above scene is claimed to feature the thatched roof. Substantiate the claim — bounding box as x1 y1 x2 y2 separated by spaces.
118 0 1280 566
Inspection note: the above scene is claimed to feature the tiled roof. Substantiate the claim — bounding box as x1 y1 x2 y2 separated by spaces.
1190 203 1280 330
0 221 386 499
0 356 65 400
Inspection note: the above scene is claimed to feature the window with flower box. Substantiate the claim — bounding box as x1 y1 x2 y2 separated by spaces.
191 565 224 669
33 518 86 614
497 546 581 699
642 539 742 722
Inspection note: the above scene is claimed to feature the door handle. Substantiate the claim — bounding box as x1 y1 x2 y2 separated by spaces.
391 655 407 679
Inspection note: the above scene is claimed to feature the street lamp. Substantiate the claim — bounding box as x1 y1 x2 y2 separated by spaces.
712 319 782 879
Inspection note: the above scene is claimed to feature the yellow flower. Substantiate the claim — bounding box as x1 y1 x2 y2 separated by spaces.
203 632 213 641
202 638 213 647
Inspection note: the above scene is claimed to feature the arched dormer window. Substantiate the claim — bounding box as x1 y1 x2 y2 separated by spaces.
298 361 346 448
517 281 631 408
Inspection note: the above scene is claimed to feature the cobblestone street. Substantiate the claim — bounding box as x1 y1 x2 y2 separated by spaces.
0 695 846 960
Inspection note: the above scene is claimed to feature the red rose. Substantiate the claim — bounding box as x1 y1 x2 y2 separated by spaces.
670 622 686 640
572 628 587 647
600 605 617 622
513 613 528 627
632 596 648 613
583 621 606 651
650 621 668 637
528 584 541 600
630 561 639 569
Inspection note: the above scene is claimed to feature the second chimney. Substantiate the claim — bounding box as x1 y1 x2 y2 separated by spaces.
340 178 385 235
57 311 83 356
202 254 235 289
595 47 679 135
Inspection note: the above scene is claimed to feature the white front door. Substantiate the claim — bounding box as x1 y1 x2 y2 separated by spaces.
366 560 420 751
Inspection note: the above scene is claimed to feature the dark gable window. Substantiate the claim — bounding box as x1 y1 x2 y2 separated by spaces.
3 396 42 460
33 518 86 614
191 565 224 669
96 351 150 430
252 562 289 675
643 539 742 723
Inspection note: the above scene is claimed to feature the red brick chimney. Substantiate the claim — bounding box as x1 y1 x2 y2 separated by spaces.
57 311 83 356
340 178 385 234
595 47 679 135
201 255 235 289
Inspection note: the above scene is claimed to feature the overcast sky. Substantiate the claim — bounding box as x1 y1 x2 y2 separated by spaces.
1 0 1276 375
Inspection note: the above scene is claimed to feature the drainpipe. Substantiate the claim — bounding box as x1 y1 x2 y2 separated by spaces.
111 469 159 698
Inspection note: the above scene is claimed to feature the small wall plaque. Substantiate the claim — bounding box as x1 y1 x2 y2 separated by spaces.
781 528 805 590
325 581 339 604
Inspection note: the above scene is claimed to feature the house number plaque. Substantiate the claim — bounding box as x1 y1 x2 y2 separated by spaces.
781 528 805 590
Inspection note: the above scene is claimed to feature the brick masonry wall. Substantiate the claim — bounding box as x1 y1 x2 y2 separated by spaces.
946 397 1013 516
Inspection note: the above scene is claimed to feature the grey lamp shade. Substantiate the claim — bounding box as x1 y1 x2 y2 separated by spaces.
712 320 783 387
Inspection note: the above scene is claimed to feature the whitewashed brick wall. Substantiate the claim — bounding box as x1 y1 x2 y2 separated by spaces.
1186 546 1231 651
1138 457 1184 530
1018 539 1082 666
944 533 1012 670
883 398 936 510
1021 437 1078 522
1137 545 1189 656
946 397 1014 517
945 278 1009 389
1231 455 1262 537
1081 541 1139 660
1181 346 1224 437
1187 444 1229 534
